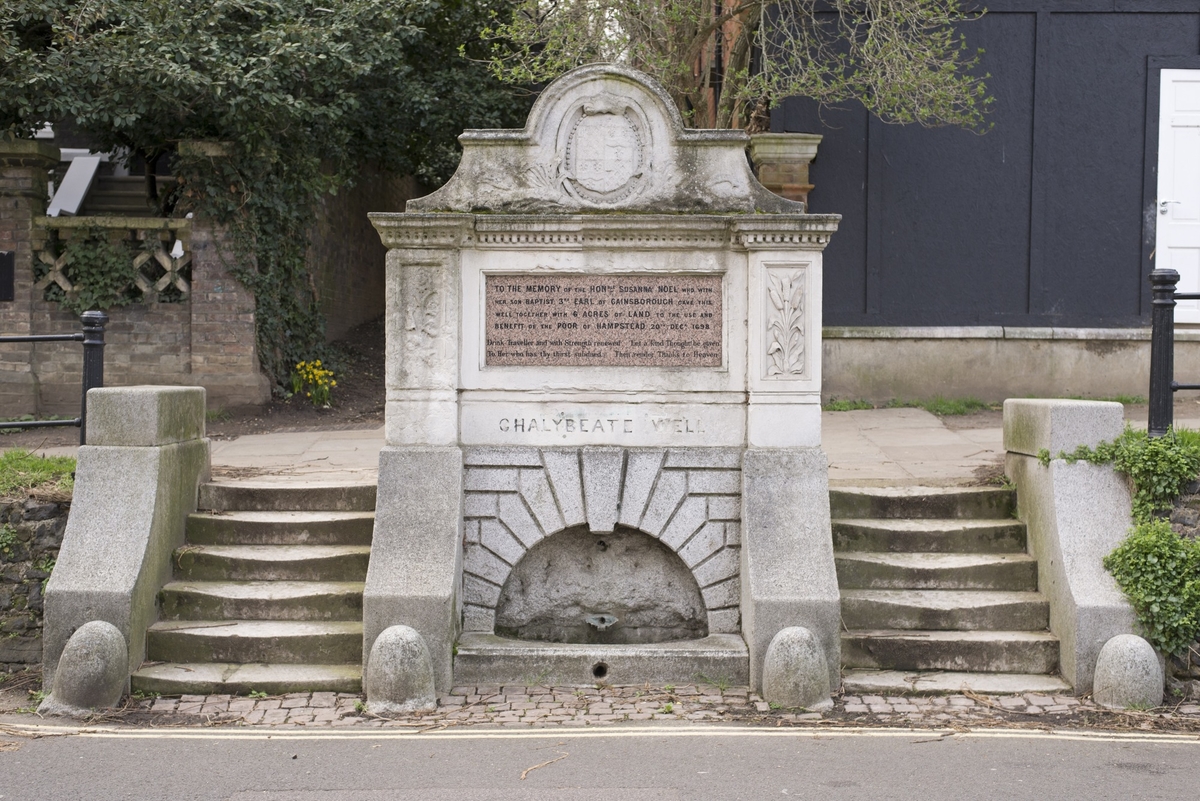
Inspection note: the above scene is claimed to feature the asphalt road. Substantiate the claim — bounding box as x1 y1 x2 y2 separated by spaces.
1 724 1197 800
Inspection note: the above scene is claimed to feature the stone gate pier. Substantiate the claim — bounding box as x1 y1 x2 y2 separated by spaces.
367 65 840 695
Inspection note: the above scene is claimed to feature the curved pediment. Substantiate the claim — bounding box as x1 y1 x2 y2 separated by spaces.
408 64 804 215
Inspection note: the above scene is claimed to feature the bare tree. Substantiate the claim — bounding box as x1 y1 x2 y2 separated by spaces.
484 0 991 130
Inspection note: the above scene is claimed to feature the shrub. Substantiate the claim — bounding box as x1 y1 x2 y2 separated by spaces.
1104 519 1200 656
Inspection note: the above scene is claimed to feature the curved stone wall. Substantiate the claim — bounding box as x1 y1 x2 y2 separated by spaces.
462 447 742 636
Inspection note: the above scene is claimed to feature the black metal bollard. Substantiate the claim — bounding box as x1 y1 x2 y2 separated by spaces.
1148 269 1180 438
79 310 108 445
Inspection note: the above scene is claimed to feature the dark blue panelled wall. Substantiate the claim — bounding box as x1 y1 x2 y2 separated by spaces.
773 1 1200 327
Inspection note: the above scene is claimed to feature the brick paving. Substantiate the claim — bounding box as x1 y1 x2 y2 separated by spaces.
119 684 1200 730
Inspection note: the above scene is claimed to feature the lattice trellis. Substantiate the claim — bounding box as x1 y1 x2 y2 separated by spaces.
32 217 192 305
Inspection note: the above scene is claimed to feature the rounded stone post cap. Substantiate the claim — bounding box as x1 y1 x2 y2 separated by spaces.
39 620 128 716
762 626 833 711
365 625 437 715
1093 634 1164 710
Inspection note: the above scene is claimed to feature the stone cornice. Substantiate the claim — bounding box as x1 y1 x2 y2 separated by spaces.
370 213 841 251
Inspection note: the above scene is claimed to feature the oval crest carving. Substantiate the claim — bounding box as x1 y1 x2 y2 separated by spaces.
560 94 650 204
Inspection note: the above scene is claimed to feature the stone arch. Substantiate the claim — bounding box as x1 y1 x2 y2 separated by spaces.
461 447 743 636
493 524 708 644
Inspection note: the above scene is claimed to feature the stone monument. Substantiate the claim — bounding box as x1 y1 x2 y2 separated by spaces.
367 64 840 694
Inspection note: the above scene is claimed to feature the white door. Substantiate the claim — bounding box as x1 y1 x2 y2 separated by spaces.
1158 69 1200 323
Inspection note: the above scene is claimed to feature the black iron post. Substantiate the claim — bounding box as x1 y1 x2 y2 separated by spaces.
1149 268 1180 438
79 310 108 445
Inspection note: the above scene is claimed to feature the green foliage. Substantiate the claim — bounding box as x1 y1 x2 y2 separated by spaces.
248 690 269 699
823 399 874 412
0 449 76 498
0 525 16 557
1044 427 1200 523
1104 519 1200 656
484 0 991 130
38 230 142 314
3 0 532 387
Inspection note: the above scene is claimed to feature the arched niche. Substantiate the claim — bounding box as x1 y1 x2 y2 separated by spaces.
494 525 709 644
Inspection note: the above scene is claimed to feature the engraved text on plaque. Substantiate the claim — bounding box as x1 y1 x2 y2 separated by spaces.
485 274 723 367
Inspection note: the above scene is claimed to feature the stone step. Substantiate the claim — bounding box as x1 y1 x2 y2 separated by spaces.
836 552 1039 591
160 581 365 621
840 590 1049 631
186 511 375 546
199 482 376 513
131 662 362 695
841 669 1072 696
830 487 1015 520
145 620 362 664
841 630 1060 673
174 544 371 582
832 518 1027 554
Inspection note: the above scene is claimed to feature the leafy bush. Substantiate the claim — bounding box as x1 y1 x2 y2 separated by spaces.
1041 427 1200 522
1104 519 1200 656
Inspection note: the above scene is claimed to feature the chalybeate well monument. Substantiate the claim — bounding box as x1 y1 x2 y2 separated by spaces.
366 64 841 700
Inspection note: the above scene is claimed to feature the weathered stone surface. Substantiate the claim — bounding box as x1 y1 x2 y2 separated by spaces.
762 627 832 711
741 448 840 692
364 446 462 693
494 526 707 644
43 407 209 688
581 448 622 533
408 65 803 215
365 625 436 715
1005 410 1137 692
86 386 206 447
1003 399 1124 458
1093 635 1164 710
39 621 127 716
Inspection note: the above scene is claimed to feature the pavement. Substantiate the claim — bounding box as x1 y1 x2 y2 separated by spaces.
25 407 1015 485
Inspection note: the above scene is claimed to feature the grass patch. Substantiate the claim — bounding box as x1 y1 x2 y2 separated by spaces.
885 397 997 416
205 408 233 424
822 399 874 412
0 449 76 499
1061 394 1147 405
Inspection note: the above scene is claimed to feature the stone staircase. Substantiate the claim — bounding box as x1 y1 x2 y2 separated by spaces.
130 482 375 695
831 486 1072 695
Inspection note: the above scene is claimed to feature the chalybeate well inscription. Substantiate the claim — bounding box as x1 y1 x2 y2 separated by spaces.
484 273 723 367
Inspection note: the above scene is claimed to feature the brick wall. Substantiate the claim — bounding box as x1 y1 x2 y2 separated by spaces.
309 170 419 340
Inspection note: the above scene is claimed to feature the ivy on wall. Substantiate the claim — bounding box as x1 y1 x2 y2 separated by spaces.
3 0 533 388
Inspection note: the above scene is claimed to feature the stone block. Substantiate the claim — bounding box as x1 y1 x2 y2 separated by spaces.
762 626 833 711
741 448 840 692
1005 451 1137 692
38 621 128 716
86 386 206 447
1093 635 1164 710
365 625 436 715
364 446 463 693
1003 399 1124 458
497 493 543 548
43 438 209 687
581 448 622 533
542 450 585 527
618 450 665 528
519 468 565 537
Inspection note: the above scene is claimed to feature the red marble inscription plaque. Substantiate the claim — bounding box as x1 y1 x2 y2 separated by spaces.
485 273 723 367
